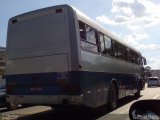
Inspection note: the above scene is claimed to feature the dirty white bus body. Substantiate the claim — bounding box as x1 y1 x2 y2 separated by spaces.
5 5 146 110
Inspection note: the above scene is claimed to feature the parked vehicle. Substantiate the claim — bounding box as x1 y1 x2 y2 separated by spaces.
0 83 6 107
148 77 160 87
0 80 18 110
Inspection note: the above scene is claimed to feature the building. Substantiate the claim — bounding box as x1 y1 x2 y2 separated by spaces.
151 70 160 78
0 46 6 75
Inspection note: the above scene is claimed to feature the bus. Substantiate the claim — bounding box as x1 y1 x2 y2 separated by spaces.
5 4 146 110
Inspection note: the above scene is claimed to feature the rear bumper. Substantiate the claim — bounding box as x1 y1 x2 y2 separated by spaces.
6 95 83 106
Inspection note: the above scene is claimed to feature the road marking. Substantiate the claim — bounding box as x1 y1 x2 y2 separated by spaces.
153 95 159 99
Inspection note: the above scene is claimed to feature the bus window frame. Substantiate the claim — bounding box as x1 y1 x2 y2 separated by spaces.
78 20 100 54
78 21 141 65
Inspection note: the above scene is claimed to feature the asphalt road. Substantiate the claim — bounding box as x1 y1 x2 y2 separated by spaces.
1 85 160 120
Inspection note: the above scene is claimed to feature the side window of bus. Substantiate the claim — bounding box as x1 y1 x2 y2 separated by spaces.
126 48 132 62
86 25 97 44
79 21 99 53
131 51 135 63
123 46 127 60
132 51 139 64
113 40 118 57
79 21 86 40
138 55 142 66
112 40 123 58
99 33 105 53
117 43 123 58
136 54 141 65
104 35 112 55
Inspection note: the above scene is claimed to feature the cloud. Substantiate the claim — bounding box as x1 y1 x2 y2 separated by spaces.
111 0 146 17
95 0 160 69
96 15 117 25
115 15 133 23
123 33 149 46
136 44 160 51
125 33 149 41
96 0 160 30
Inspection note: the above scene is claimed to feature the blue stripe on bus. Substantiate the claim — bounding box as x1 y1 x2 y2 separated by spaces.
5 71 139 95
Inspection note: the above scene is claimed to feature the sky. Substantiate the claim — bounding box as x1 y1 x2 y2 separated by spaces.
0 0 160 69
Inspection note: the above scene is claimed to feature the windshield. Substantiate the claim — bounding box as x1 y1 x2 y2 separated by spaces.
148 78 159 81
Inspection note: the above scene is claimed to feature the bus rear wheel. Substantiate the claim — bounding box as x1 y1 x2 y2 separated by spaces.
108 83 118 111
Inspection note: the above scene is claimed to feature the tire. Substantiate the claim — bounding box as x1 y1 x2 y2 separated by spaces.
108 83 118 111
7 102 18 110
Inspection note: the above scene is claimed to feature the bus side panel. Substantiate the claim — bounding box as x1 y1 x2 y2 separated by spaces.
79 51 141 107
77 72 108 108
66 7 82 71
81 51 141 74
79 72 139 108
